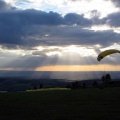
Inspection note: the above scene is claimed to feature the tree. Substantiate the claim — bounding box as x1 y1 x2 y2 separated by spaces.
71 81 80 89
106 74 111 83
34 85 37 90
101 75 106 82
93 81 98 87
39 84 43 89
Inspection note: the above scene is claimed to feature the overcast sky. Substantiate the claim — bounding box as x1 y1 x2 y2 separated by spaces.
0 0 120 71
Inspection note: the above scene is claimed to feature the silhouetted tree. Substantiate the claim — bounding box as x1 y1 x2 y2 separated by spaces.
93 81 98 87
34 85 37 90
101 74 111 85
106 73 111 83
39 84 43 89
66 84 71 88
101 75 105 82
83 82 86 89
71 81 80 89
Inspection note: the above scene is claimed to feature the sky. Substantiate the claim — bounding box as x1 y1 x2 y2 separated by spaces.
0 0 120 72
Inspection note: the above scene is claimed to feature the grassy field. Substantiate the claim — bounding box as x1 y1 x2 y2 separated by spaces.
0 87 120 120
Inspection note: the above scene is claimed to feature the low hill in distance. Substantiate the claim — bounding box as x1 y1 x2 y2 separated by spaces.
0 76 120 92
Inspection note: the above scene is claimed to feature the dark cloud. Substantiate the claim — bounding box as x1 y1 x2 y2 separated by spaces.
64 13 92 26
0 0 16 11
0 2 119 51
28 26 119 47
0 9 92 26
0 9 63 47
0 8 93 48
0 10 63 26
0 0 8 11
104 11 120 27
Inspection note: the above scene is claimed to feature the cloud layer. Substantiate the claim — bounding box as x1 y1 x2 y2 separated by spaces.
0 0 120 69
0 4 120 48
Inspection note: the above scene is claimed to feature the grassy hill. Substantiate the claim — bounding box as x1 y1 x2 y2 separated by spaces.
0 87 120 120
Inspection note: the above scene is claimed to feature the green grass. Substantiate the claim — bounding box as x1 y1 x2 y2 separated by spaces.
26 87 71 92
0 87 120 120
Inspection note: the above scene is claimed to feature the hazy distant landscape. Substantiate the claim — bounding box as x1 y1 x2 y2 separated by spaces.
0 70 120 80
0 70 120 92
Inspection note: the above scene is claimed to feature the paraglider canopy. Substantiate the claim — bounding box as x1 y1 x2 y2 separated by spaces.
97 49 120 62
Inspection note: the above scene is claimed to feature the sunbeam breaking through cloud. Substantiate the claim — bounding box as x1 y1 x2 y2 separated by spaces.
0 0 120 73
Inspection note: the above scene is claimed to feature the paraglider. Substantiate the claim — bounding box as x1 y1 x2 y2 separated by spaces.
97 49 120 62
